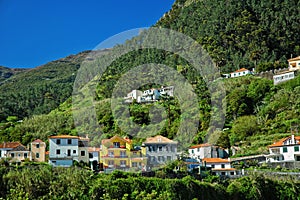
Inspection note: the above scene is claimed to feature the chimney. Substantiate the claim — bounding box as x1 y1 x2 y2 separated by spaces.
292 133 295 144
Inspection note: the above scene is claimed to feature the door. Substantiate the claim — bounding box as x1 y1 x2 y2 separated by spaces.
67 149 71 156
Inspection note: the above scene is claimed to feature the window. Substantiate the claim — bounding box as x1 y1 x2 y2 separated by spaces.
295 146 299 152
18 154 21 157
36 144 40 148
0 150 1 157
158 146 162 151
89 153 93 159
132 162 137 167
191 149 194 154
221 164 225 168
221 172 226 175
283 147 288 153
197 148 200 152
113 142 120 148
120 160 126 166
108 160 114 165
81 151 85 156
73 150 76 154
56 139 61 145
167 156 172 161
52 161 56 164
24 153 27 158
230 172 235 175
120 151 126 158
11 153 14 158
211 164 215 168
67 139 72 145
36 153 40 158
108 151 114 157
56 149 61 155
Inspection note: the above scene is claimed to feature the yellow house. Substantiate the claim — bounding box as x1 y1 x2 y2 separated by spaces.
100 135 147 171
288 56 300 71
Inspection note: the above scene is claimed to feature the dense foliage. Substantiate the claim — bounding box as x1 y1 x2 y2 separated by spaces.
157 0 300 73
0 51 90 122
0 166 300 200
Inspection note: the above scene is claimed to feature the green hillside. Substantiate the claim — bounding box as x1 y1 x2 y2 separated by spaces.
0 66 27 84
0 0 300 157
0 51 90 122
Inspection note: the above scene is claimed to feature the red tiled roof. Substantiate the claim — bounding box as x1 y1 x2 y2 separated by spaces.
202 158 230 163
189 143 211 149
49 135 79 139
212 168 236 171
0 142 23 149
269 136 300 147
144 135 177 144
230 68 249 74
288 56 300 62
32 139 44 143
88 147 100 152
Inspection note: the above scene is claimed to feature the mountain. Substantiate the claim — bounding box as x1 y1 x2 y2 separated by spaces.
1 0 300 157
0 51 90 121
0 66 27 84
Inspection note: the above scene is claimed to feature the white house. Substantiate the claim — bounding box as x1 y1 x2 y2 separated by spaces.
230 68 253 78
202 158 237 176
288 56 300 71
0 142 31 163
273 71 295 85
48 135 89 167
188 143 229 161
266 134 300 162
124 90 143 103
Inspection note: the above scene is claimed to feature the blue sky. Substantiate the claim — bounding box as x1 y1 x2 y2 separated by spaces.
0 0 174 68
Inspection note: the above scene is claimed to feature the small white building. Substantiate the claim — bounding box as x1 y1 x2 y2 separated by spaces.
202 158 237 176
188 143 229 161
48 135 89 167
230 68 253 78
266 134 300 162
273 71 295 85
288 56 300 71
124 90 143 103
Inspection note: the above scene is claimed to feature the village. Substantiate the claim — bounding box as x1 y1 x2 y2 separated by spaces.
1 56 300 177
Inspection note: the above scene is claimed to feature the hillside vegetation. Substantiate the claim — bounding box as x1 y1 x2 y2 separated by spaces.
0 0 300 156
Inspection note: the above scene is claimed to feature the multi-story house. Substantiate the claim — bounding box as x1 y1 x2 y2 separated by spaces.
100 135 147 171
142 135 177 169
288 56 300 71
30 139 46 162
0 142 31 163
124 86 174 103
266 134 300 162
188 143 229 161
48 135 89 167
202 158 237 176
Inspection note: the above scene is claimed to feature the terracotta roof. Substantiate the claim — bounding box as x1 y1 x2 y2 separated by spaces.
101 135 132 145
0 142 23 149
288 56 300 62
32 139 44 143
212 168 236 171
45 151 49 155
49 135 79 139
230 68 249 74
202 158 230 163
88 147 100 152
189 143 211 149
269 136 300 147
143 135 177 144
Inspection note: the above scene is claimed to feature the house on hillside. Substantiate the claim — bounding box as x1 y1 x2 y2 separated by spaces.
188 143 229 161
100 135 147 171
0 142 31 163
142 135 178 169
230 68 253 78
288 56 300 71
124 86 174 103
266 134 300 163
30 139 46 162
273 71 295 85
48 135 89 167
202 158 237 176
